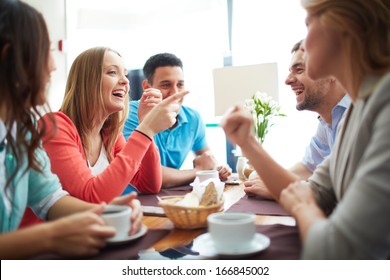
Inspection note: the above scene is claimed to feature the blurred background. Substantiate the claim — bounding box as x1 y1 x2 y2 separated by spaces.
25 0 316 170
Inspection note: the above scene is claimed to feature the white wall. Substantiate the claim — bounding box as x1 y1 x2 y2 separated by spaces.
23 0 68 111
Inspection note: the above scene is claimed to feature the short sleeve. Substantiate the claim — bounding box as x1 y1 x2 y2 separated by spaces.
123 101 140 140
191 110 208 152
28 148 68 219
302 122 332 172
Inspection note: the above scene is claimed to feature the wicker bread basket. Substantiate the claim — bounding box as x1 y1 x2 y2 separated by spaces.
158 195 224 229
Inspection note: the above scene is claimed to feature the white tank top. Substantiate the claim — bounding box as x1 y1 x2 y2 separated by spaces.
88 144 109 176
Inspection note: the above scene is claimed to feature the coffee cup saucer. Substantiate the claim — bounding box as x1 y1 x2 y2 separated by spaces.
195 232 270 257
106 224 148 246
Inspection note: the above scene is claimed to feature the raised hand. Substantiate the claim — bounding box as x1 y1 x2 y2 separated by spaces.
137 88 163 123
137 90 189 138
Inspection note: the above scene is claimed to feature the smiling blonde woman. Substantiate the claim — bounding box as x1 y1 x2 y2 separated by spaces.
21 47 188 226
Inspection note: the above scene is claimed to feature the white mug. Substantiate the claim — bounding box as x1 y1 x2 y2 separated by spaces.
207 212 256 252
236 157 247 180
102 205 132 241
196 170 219 182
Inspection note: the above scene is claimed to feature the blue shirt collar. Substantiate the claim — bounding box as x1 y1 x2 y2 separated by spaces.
335 94 352 110
318 94 351 130
177 105 189 124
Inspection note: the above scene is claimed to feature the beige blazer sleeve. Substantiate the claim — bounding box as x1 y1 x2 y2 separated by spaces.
303 73 390 259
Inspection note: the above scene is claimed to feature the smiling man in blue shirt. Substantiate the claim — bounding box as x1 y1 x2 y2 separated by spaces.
123 53 231 189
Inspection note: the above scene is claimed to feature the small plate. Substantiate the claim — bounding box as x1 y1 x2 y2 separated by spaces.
195 233 270 257
224 179 241 185
107 224 148 246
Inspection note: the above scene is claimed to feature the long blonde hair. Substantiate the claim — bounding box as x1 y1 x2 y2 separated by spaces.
60 47 129 161
302 0 390 80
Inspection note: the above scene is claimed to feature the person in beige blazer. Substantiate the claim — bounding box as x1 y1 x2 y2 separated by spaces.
221 0 390 259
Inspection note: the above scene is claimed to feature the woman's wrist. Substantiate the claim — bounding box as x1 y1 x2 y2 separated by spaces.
40 221 59 254
240 135 260 151
134 125 154 140
292 202 325 238
134 129 153 141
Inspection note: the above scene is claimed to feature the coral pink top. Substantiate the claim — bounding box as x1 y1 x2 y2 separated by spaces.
40 112 162 202
19 111 162 228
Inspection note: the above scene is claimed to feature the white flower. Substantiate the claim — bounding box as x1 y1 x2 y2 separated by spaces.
257 114 264 123
269 100 277 108
244 99 255 112
244 91 285 143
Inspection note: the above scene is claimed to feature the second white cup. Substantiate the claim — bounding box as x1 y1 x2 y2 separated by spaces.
102 205 132 241
196 170 219 182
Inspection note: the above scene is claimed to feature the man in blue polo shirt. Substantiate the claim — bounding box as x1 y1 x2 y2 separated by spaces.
244 40 350 198
123 53 231 189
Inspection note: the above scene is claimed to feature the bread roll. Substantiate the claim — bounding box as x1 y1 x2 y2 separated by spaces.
176 192 200 207
199 182 218 206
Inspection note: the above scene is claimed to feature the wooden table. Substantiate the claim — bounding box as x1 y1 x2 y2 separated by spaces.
32 182 299 260
142 183 295 252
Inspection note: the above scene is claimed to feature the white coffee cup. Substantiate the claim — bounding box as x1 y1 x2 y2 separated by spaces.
102 205 132 241
236 156 248 180
207 212 256 252
196 170 219 182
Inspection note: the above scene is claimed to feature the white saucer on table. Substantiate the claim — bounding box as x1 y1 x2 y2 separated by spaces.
195 232 270 257
107 224 148 246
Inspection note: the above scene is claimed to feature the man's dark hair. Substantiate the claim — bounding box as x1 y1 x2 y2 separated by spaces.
143 53 183 84
291 39 303 54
